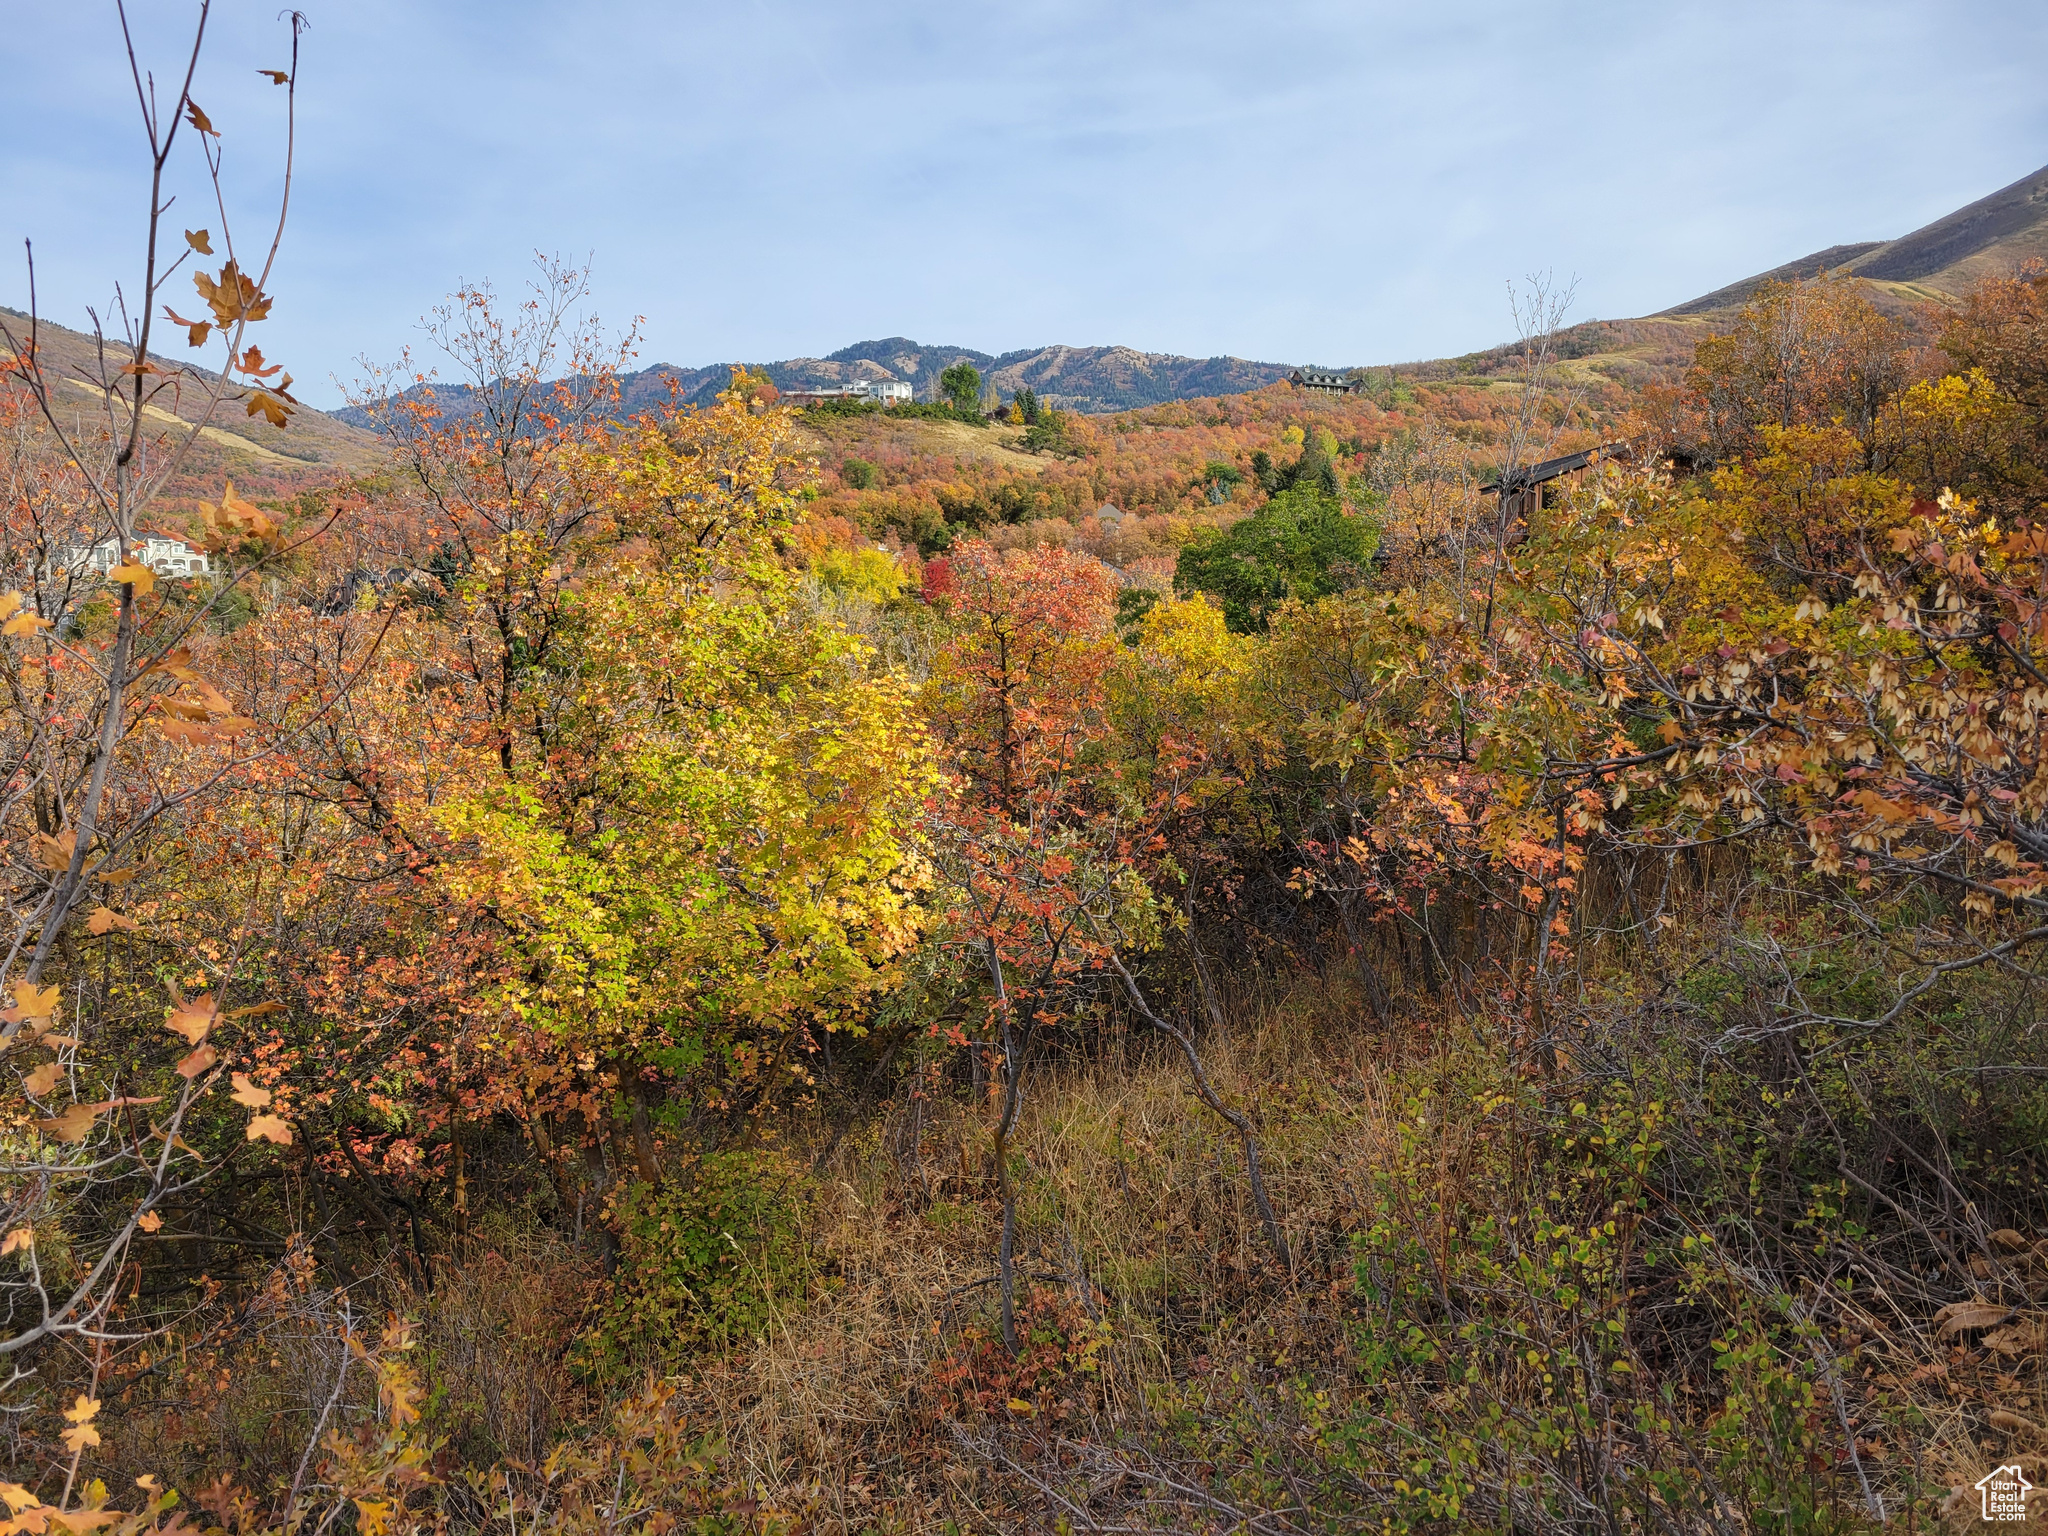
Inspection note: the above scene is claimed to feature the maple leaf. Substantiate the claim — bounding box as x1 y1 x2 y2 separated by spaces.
165 996 216 1045
246 392 292 429
246 1113 293 1146
234 346 282 380
28 831 75 871
175 1043 217 1079
2 612 50 637
136 1211 162 1233
11 983 60 1020
35 1103 101 1144
229 1073 272 1108
107 563 155 597
22 1063 61 1097
184 229 212 254
0 1229 31 1257
183 100 216 136
85 907 136 936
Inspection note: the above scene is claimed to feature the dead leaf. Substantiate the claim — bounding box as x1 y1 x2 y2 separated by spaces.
174 1043 216 1079
0 1229 30 1256
22 1063 61 1097
183 101 215 136
92 867 140 885
184 229 212 255
85 908 136 936
57 1422 98 1456
1994 1229 2029 1252
258 68 290 84
2 612 50 638
28 832 74 872
1936 1300 2016 1335
229 1073 271 1109
136 1211 161 1234
246 1113 292 1146
227 1001 287 1019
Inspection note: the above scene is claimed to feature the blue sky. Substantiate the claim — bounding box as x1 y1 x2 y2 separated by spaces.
6 0 2044 408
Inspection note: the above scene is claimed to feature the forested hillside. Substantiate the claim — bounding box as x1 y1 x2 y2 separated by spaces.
6 17 2048 1536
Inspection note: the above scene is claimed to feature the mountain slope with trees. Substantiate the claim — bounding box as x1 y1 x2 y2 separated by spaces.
7 18 2048 1533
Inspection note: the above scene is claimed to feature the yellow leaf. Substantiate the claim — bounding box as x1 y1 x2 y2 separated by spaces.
229 1073 272 1109
175 1043 217 1079
165 996 216 1045
183 101 215 136
0 1483 37 1514
2 612 49 637
106 563 154 597
0 1229 31 1257
258 69 290 85
184 229 212 255
93 868 140 885
1006 1397 1034 1415
22 1063 61 1097
246 1113 292 1146
12 983 61 1019
136 1211 162 1234
61 1396 98 1426
0 593 18 621
57 1423 98 1456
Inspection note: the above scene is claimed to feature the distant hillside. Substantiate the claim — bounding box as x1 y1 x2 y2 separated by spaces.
1659 161 2048 316
0 307 383 501
599 339 1296 416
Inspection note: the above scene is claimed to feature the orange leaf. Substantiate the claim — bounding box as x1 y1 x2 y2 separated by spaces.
136 1211 162 1233
175 1043 217 1079
246 1113 292 1146
184 229 212 255
22 1063 61 1097
0 1229 31 1257
226 1001 287 1019
35 1103 102 1144
28 832 74 872
107 563 155 597
258 68 290 85
165 997 216 1046
85 907 135 936
183 101 215 136
229 1073 272 1109
2 612 50 637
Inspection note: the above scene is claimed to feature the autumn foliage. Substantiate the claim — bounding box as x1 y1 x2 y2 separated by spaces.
7 15 2048 1530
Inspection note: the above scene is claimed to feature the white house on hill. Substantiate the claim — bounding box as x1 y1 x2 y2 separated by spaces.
65 532 211 580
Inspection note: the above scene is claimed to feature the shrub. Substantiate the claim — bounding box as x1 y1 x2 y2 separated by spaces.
575 1152 814 1377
